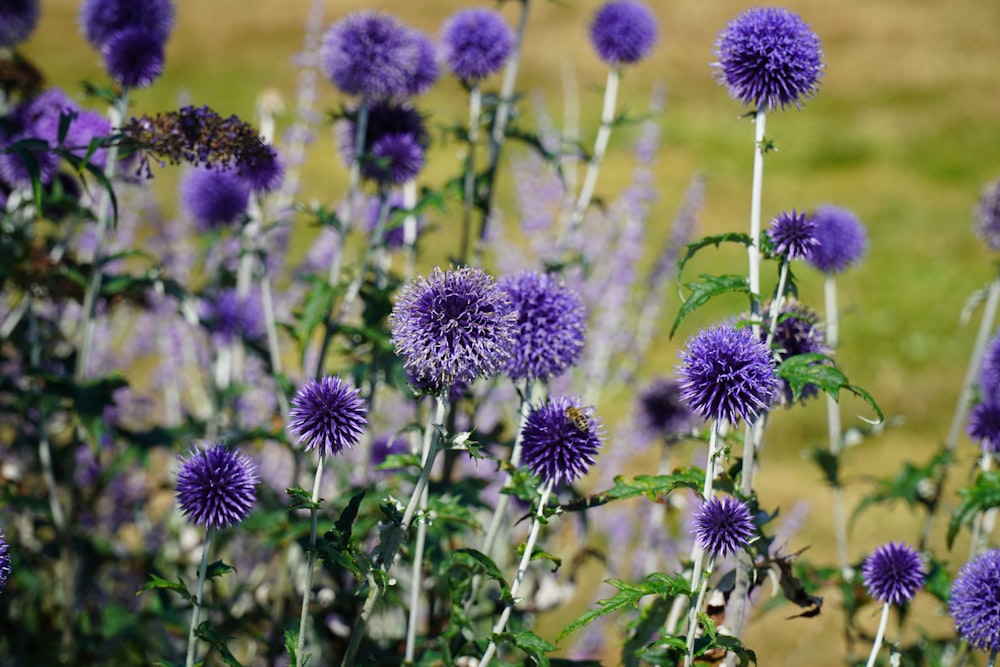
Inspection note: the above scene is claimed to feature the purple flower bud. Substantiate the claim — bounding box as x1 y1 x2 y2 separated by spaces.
176 443 258 529
804 204 867 274
862 542 924 605
320 11 421 101
589 0 658 66
181 167 250 231
767 209 817 260
288 376 368 458
520 395 603 487
79 0 174 50
0 0 40 48
692 495 754 557
102 27 165 89
950 549 1000 652
441 8 513 82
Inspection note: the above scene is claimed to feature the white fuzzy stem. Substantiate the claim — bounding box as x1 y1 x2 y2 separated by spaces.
185 528 215 667
295 452 327 661
864 602 891 667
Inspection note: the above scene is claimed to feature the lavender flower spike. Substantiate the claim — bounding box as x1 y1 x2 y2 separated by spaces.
0 529 10 594
804 204 868 274
692 495 755 558
441 8 514 82
520 395 603 487
950 549 1000 653
767 209 818 260
713 6 824 111
289 376 368 458
678 325 777 425
0 0 40 48
176 443 259 530
589 0 658 66
862 542 924 606
975 176 1000 252
320 11 420 101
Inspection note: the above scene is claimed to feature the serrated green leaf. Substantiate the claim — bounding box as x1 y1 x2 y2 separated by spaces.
512 630 556 666
286 486 321 512
205 560 235 581
557 573 690 641
137 573 194 604
676 233 754 282
948 469 1000 548
284 629 300 667
852 448 950 526
452 548 511 601
777 353 884 423
334 489 366 546
558 471 703 513
194 622 244 667
671 274 751 337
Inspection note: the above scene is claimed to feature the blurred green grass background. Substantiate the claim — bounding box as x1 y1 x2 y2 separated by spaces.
19 0 1000 664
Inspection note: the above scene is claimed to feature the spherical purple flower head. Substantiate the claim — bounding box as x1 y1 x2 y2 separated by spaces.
981 333 1000 397
79 0 174 50
0 0 40 48
339 102 429 184
367 133 424 186
678 325 778 425
236 144 284 193
520 395 603 487
181 166 250 231
712 7 824 111
767 209 818 260
176 443 259 529
321 11 421 101
758 300 827 406
199 288 265 344
497 271 587 381
288 376 368 458
102 27 165 89
862 542 924 606
804 204 868 274
405 29 439 96
692 495 755 558
950 549 1000 652
441 8 513 82
589 0 658 66
968 400 1000 453
975 177 1000 252
0 529 10 594
636 377 699 444
390 266 517 394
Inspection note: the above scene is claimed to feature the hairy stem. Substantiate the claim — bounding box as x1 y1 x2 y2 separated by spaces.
459 84 482 264
863 602 891 667
185 528 215 667
295 452 327 662
747 108 767 332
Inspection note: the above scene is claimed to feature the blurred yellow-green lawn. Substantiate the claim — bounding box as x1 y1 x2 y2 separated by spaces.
20 0 1000 664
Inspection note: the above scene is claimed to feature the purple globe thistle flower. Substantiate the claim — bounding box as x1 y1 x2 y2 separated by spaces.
320 11 421 101
441 8 514 82
367 133 424 185
102 27 165 89
520 395 603 487
758 300 828 406
712 7 824 111
678 325 778 425
497 271 587 382
0 0 40 48
288 376 368 458
767 209 818 260
176 442 259 530
338 102 430 184
589 0 658 66
968 400 1000 453
405 30 439 96
692 495 755 558
236 144 284 193
981 333 1000 397
950 549 1000 653
79 0 174 50
181 166 251 231
636 377 699 444
804 204 867 274
390 266 516 394
862 542 924 606
0 529 10 594
199 288 265 344
975 177 1000 252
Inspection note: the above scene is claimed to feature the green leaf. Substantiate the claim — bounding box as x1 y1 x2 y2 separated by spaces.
557 573 690 641
205 560 235 581
194 622 244 667
286 486 322 512
138 573 194 604
671 274 751 337
852 448 950 525
558 471 703 512
452 548 511 601
293 277 336 347
949 469 1000 548
777 353 884 423
675 232 754 281
512 630 557 666
334 489 366 546
284 629 300 667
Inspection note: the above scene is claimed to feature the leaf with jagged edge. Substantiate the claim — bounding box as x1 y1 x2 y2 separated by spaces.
671 274 751 337
557 573 690 641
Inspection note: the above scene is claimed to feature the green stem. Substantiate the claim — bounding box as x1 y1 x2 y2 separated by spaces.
185 528 215 667
295 452 327 662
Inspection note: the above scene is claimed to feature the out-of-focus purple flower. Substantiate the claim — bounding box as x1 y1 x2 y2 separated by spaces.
498 271 587 382
288 376 368 458
0 529 10 594
390 266 516 394
441 8 513 82
981 333 1000 397
968 400 1000 453
636 377 699 444
79 0 174 50
862 542 923 606
678 325 777 425
320 11 421 101
199 288 265 344
181 167 250 231
338 102 429 185
102 27 165 89
712 7 823 110
589 0 658 66
0 0 40 48
767 209 817 260
405 30 439 96
804 204 867 274
520 395 603 487
758 300 827 406
950 549 1000 653
367 133 424 185
692 495 754 557
975 177 1000 252
176 442 258 529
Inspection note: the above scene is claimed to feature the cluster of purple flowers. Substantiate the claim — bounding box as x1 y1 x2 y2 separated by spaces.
79 0 175 89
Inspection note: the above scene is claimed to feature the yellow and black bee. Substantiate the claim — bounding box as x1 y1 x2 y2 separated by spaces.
564 406 593 432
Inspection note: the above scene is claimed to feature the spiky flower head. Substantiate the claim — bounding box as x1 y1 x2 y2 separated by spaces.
589 0 658 66
0 529 10 594
520 395 603 487
758 300 827 406
968 400 1000 453
678 325 777 425
320 11 421 101
181 166 250 231
497 271 587 381
636 377 699 444
79 0 174 50
804 204 867 274
0 0 40 48
390 266 516 394
975 177 1000 252
441 8 514 82
767 209 818 260
692 495 755 558
862 542 924 606
951 550 1000 652
102 27 165 89
176 443 258 529
712 6 823 111
289 376 368 458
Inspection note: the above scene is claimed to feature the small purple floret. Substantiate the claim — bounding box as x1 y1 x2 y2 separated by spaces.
181 167 251 231
79 0 174 50
102 27 165 89
320 11 421 101
0 0 40 48
636 377 699 444
767 209 817 260
975 177 1000 252
0 529 10 594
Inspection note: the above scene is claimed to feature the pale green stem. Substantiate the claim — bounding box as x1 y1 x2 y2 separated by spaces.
685 555 717 667
479 479 554 667
185 528 215 667
822 275 851 576
864 602 891 667
747 108 767 333
402 180 418 280
971 453 995 558
295 452 327 662
764 260 791 350
459 84 482 264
